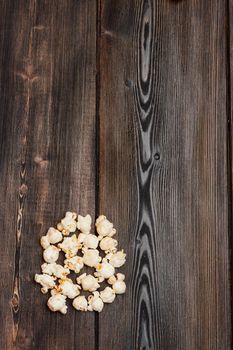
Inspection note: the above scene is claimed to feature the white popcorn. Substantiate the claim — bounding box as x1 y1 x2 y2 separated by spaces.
64 256 84 274
83 249 101 267
58 234 80 258
95 262 115 279
47 292 67 314
61 212 77 233
108 273 126 294
40 236 50 249
40 227 63 250
106 250 126 268
77 273 100 292
100 287 116 303
99 237 117 252
36 212 126 314
34 273 56 294
43 245 60 263
41 263 70 279
83 234 99 249
88 291 104 312
77 232 87 244
73 295 88 311
56 278 80 299
47 227 63 244
77 214 92 234
95 215 116 238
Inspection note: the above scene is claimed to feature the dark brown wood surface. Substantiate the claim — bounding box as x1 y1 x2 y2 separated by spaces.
0 1 232 349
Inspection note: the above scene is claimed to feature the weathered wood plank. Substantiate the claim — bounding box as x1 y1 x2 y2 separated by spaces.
98 1 231 349
0 1 97 349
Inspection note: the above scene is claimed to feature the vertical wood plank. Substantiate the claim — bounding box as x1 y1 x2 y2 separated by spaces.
98 1 231 349
0 1 97 349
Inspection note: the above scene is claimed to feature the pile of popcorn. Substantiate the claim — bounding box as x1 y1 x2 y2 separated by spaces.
34 212 126 314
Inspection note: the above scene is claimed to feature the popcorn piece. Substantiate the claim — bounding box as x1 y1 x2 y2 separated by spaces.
61 212 77 233
83 234 99 249
43 245 60 263
77 232 87 244
106 250 126 268
73 296 88 311
64 256 84 274
40 227 63 250
88 291 104 312
56 278 80 299
83 249 101 268
77 273 100 292
77 214 92 234
95 215 116 238
100 287 116 303
41 263 70 279
47 292 67 314
99 237 117 253
34 273 56 294
40 236 50 249
58 234 80 258
108 273 126 294
95 262 115 279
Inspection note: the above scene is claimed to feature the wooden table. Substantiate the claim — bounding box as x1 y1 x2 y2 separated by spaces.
0 1 232 349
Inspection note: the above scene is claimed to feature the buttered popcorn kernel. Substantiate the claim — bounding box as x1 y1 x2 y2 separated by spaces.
58 234 80 258
77 273 100 292
95 215 116 238
41 263 70 279
35 212 126 313
77 214 92 234
83 249 101 268
73 295 88 311
43 245 60 263
83 234 99 249
88 291 104 312
99 236 118 252
56 278 80 299
64 256 84 273
35 273 56 294
47 292 67 314
106 250 126 268
100 287 116 303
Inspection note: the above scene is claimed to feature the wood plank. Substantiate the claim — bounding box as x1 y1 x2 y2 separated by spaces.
98 0 231 349
0 1 97 349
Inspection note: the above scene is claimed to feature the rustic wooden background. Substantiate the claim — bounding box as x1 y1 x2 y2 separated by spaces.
0 0 232 349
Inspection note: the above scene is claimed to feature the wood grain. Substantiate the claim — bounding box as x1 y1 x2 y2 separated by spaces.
98 0 231 349
0 1 97 349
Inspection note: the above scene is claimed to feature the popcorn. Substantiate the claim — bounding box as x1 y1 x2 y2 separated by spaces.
58 234 80 258
61 212 77 233
73 295 88 311
83 234 99 249
77 232 87 244
95 262 115 279
99 237 117 253
106 250 126 268
108 273 126 294
88 291 104 312
34 273 56 293
64 256 84 273
47 291 67 314
77 273 100 292
83 249 101 267
100 287 115 303
77 214 92 234
56 278 80 299
43 245 60 263
35 212 126 314
41 263 70 279
95 215 116 238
